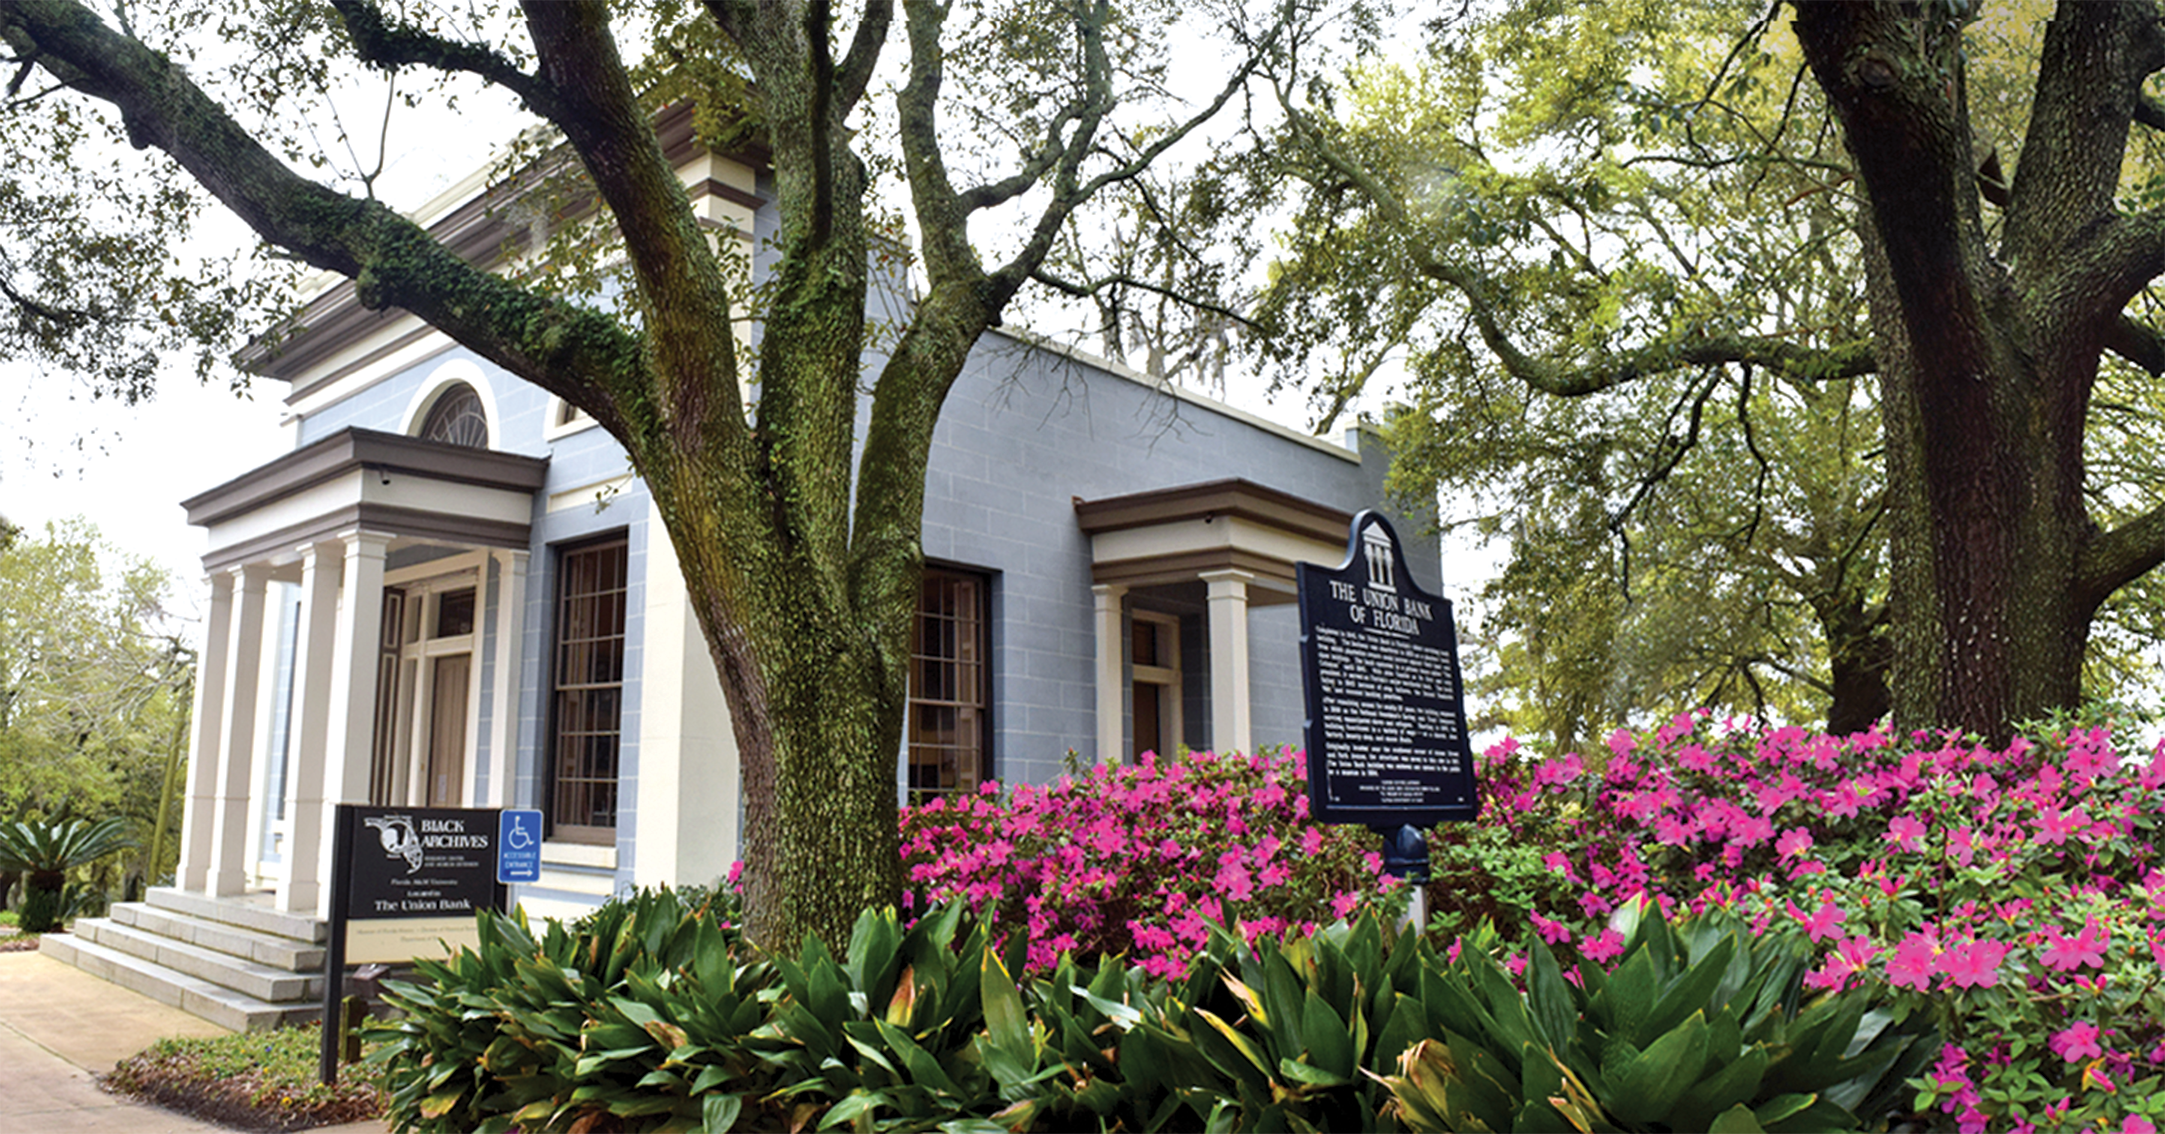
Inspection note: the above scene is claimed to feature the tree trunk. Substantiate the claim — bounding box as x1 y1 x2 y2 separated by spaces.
1794 0 2165 741
1869 240 2094 741
1822 606 1890 737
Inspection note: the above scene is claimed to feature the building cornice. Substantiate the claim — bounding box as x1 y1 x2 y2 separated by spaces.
183 427 550 530
238 101 767 395
1073 477 1353 543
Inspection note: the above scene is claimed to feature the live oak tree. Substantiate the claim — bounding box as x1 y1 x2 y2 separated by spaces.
1258 0 2165 742
0 0 1267 950
1253 1 1894 741
1789 0 2165 740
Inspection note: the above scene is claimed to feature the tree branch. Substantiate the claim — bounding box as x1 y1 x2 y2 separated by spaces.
2081 500 2165 611
2005 1 2165 293
0 0 640 437
2106 313 2165 374
832 1 890 120
519 0 744 447
1275 68 1872 397
2139 92 2165 133
1030 268 1258 331
326 0 562 121
987 3 1275 302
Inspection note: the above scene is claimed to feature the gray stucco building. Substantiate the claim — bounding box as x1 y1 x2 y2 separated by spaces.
43 111 1436 1029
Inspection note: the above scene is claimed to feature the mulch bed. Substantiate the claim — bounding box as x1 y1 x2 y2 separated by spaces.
104 1048 387 1133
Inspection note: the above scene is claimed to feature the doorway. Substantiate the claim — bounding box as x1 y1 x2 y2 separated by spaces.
426 654 471 806
370 559 485 808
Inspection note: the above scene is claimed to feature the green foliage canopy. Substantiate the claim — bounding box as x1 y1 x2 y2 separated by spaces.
0 519 188 891
1244 0 2165 744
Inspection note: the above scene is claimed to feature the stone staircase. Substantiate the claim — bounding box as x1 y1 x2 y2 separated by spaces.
40 887 326 1031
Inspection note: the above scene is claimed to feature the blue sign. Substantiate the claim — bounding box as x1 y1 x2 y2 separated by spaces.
497 809 543 884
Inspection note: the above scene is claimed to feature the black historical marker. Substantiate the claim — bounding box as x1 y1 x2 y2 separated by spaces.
1298 511 1478 831
341 806 504 924
321 805 506 1085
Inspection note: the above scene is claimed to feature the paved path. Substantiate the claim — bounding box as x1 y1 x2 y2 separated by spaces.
0 949 383 1132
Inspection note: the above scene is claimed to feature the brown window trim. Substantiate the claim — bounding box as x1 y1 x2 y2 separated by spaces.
907 565 992 802
547 534 628 844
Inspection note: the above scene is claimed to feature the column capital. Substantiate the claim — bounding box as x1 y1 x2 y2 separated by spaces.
1200 568 1257 591
335 529 395 554
224 560 274 588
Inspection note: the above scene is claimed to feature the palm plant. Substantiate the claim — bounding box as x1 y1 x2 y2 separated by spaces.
0 818 134 933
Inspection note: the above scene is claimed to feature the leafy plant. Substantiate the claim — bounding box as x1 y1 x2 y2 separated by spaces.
1381 901 1934 1133
1473 715 2165 1130
0 816 133 932
899 746 1402 978
374 884 1927 1132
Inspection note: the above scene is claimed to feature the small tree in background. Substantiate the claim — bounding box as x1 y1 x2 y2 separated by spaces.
0 817 134 932
0 520 190 908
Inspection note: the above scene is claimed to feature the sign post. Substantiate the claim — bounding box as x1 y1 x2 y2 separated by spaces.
1297 511 1479 928
320 805 510 1084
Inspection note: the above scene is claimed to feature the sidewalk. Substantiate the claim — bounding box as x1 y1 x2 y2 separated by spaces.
0 948 383 1132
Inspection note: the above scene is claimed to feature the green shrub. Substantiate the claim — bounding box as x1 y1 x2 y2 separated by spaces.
1381 901 1935 1132
370 888 1930 1132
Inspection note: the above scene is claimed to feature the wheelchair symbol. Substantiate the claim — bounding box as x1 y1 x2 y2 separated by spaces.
505 816 535 850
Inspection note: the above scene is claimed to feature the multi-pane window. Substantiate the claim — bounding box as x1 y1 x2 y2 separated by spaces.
550 538 628 842
908 568 989 798
420 384 489 448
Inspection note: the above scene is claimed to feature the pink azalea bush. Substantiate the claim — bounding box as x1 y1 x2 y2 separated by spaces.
898 747 1400 977
1460 712 2165 1134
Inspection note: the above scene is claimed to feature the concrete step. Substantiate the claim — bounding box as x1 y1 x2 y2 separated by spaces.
143 887 326 944
108 903 326 973
37 933 319 1033
73 918 323 1004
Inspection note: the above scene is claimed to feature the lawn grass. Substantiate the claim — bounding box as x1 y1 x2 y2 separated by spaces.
104 1021 387 1132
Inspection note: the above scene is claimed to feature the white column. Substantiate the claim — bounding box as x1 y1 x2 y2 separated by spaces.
313 531 389 919
207 563 270 896
485 549 528 808
1091 583 1128 765
175 572 234 892
277 542 341 913
1201 569 1255 756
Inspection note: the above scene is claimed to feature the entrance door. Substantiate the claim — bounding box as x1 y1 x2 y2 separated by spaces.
426 654 471 806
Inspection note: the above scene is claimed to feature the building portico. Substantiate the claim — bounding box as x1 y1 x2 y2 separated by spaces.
176 428 546 918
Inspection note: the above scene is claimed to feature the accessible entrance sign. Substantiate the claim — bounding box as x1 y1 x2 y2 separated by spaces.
497 808 543 883
1297 511 1478 831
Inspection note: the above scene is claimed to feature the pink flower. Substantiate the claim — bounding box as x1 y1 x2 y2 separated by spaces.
1776 828 1814 859
1805 937 1878 993
1787 897 1845 942
1530 911 1574 945
2051 1021 2104 1063
1885 815 1928 853
1939 938 2010 989
1888 930 1941 991
2127 1116 2157 1134
1534 753 1585 788
2038 806 2081 846
1581 928 1625 963
2041 917 2109 972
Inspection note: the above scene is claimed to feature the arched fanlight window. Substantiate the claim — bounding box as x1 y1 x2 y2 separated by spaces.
419 384 489 448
